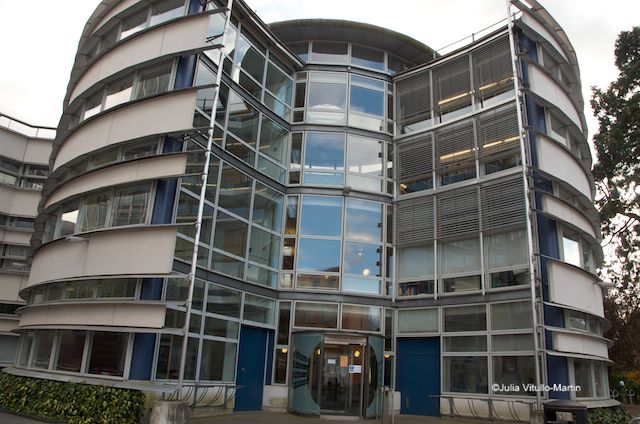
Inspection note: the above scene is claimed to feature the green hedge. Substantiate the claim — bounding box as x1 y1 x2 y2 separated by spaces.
588 406 632 424
0 373 145 424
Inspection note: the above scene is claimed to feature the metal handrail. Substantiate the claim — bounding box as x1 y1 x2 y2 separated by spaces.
430 394 536 423
162 383 242 408
0 113 56 139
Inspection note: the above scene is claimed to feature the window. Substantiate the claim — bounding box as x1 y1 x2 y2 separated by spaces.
562 231 581 267
149 0 184 26
311 42 348 64
303 132 345 185
346 135 384 192
110 184 151 227
491 301 532 330
299 196 342 237
492 356 536 395
444 356 488 393
294 302 338 328
444 305 486 332
55 330 86 373
351 45 384 70
78 193 109 232
306 72 347 125
397 308 438 333
349 75 384 116
297 239 341 273
243 294 275 325
341 304 381 332
134 62 173 99
88 332 128 376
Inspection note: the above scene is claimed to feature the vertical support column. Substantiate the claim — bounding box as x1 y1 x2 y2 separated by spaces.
506 0 542 409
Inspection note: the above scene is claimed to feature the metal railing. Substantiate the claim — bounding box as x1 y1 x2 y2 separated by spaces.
162 384 242 409
0 113 56 139
430 395 536 422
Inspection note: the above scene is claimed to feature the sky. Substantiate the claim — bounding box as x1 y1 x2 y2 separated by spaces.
0 0 638 151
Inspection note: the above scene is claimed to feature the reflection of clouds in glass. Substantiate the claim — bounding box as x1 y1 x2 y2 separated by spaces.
345 199 382 242
343 242 380 276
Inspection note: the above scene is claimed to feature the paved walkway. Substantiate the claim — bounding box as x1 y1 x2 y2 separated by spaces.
0 411 59 424
188 411 491 424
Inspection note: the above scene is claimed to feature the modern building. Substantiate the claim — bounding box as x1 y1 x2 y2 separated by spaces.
6 0 613 420
0 114 53 366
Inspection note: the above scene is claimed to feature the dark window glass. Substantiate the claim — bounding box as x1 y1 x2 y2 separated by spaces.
236 37 265 83
277 302 291 345
55 330 86 372
259 116 288 164
199 340 236 381
214 211 247 257
218 165 252 218
252 183 283 232
266 63 292 105
351 45 384 70
206 284 241 318
88 332 127 376
311 41 348 63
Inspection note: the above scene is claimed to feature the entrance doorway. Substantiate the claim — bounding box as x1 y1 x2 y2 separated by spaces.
289 332 383 418
320 336 365 415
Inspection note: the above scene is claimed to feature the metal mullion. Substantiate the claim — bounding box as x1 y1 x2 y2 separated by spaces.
123 332 135 380
177 0 234 395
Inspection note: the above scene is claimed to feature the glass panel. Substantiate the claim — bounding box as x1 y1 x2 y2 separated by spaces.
236 36 265 82
218 164 252 218
345 199 382 242
341 304 381 332
204 316 238 339
489 269 529 288
277 302 291 345
289 332 323 416
285 196 298 235
493 356 536 395
121 8 148 39
252 183 283 232
88 332 127 376
347 135 382 176
307 73 347 110
342 276 380 294
243 294 275 325
351 45 384 70
98 279 137 298
249 226 280 268
300 195 342 237
259 116 289 164
227 91 259 147
104 75 134 109
350 85 384 116
443 275 481 293
274 349 288 384
55 330 86 372
439 237 481 274
343 242 381 277
155 334 181 379
111 184 150 227
492 334 534 351
443 336 487 352
122 139 158 160
205 284 241 318
32 332 54 369
211 251 244 279
485 229 528 269
443 305 486 332
398 280 434 296
266 63 292 105
294 302 338 328
214 211 247 257
150 0 184 26
199 340 237 381
133 62 173 99
297 274 339 290
289 42 309 62
297 239 341 273
303 133 345 185
397 309 438 333
398 245 434 279
79 194 109 232
311 41 348 64
491 301 532 330
562 233 581 267
444 356 488 394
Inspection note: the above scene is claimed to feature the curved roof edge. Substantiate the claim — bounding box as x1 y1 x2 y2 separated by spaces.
269 19 435 65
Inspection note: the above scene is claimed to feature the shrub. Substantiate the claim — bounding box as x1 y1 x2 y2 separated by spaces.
588 406 631 424
0 373 145 424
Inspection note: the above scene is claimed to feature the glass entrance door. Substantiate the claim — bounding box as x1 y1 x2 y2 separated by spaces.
319 335 365 416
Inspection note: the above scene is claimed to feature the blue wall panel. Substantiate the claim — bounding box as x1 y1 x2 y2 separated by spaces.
396 338 440 416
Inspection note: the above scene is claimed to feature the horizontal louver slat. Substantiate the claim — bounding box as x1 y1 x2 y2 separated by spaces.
433 56 471 102
477 104 520 160
396 197 434 245
397 134 433 180
437 185 479 238
481 175 526 230
473 35 513 88
397 73 431 122
435 120 475 169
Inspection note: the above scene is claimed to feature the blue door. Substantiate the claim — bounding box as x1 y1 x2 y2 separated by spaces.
396 337 440 416
235 326 269 411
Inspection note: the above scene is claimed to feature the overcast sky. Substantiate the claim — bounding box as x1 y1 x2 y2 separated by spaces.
0 0 637 150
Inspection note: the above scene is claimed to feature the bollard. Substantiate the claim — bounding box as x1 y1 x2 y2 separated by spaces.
150 400 189 424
